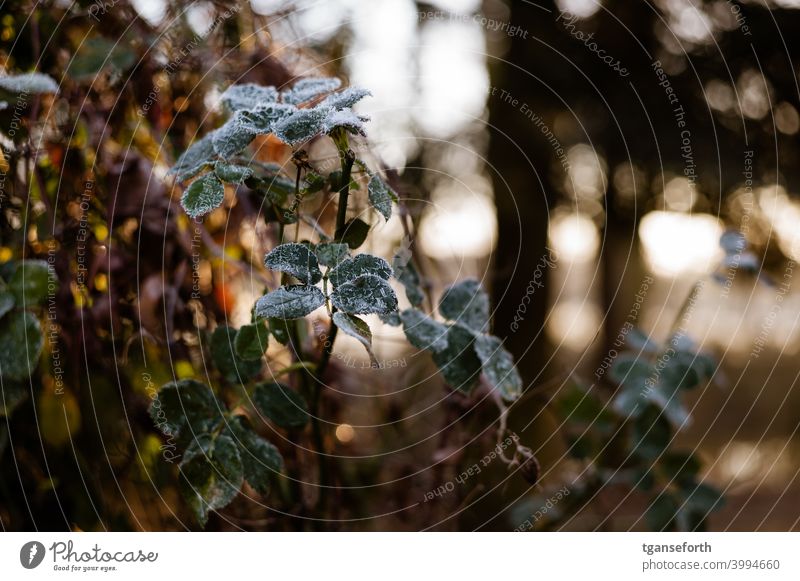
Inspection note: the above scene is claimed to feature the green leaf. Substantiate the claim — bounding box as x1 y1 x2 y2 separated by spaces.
253 382 309 429
432 324 482 395
227 416 283 495
329 254 392 287
254 285 325 319
315 242 350 267
612 387 644 418
248 173 296 205
646 493 678 531
272 105 331 145
609 353 652 386
330 274 398 315
0 381 27 417
473 334 522 401
179 433 243 526
648 387 690 427
214 161 253 184
8 260 55 306
210 326 263 384
67 37 135 80
335 218 371 249
439 279 490 333
681 482 725 515
556 382 615 431
631 405 672 460
393 253 424 307
322 87 372 110
239 103 296 133
0 311 43 380
282 77 342 105
399 308 448 352
212 113 257 158
264 243 322 285
0 72 59 94
170 132 217 181
367 174 394 221
220 83 279 112
659 452 700 486
234 322 269 361
626 328 660 353
149 379 221 442
332 312 374 361
181 173 225 218
268 318 292 345
0 291 14 319
661 352 701 391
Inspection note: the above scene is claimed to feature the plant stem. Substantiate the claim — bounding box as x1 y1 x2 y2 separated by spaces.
306 138 355 523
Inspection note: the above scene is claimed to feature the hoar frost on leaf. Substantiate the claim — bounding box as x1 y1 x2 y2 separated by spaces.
439 279 490 333
432 324 482 394
0 72 59 94
316 242 351 267
473 334 522 401
330 274 398 315
400 309 449 353
170 132 217 181
264 243 322 285
179 433 243 526
212 113 258 158
332 312 375 362
328 254 392 287
322 87 372 110
281 77 342 105
272 106 332 145
255 285 325 319
368 174 395 221
181 173 225 218
322 109 369 137
220 83 278 112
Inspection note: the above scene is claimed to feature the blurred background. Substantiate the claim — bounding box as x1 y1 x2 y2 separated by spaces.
1 0 800 531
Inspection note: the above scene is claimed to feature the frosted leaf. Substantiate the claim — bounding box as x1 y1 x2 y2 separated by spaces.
212 112 257 158
148 379 221 441
431 324 482 394
240 102 296 133
214 161 253 184
379 311 401 327
179 433 243 526
332 312 375 362
210 326 263 384
253 382 309 429
0 311 43 380
400 308 449 353
474 334 522 401
234 321 269 361
181 173 225 218
220 83 278 112
329 254 392 287
322 87 372 110
315 242 350 267
282 77 342 105
226 416 283 495
330 274 398 315
0 72 59 94
170 132 217 181
254 285 325 319
264 243 322 285
272 105 332 145
393 252 424 307
367 174 394 221
439 279 490 333
322 108 368 136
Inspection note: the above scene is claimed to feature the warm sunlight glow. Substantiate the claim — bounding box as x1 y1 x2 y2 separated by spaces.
639 211 723 276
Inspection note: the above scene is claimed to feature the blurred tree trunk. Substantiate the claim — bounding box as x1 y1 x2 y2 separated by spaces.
486 0 559 385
